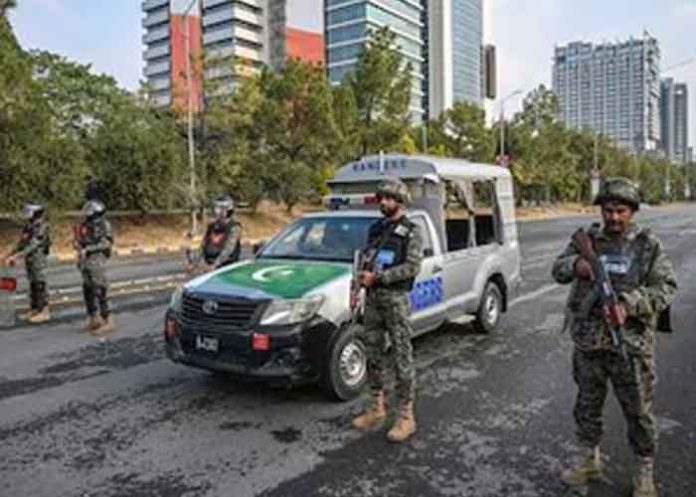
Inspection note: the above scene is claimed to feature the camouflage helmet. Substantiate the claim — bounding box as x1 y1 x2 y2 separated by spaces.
376 177 411 204
22 202 45 220
82 199 106 219
212 195 235 219
594 177 641 211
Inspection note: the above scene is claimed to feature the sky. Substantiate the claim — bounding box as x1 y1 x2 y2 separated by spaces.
9 0 696 145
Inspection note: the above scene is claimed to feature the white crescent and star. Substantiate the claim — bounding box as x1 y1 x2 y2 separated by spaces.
252 266 295 282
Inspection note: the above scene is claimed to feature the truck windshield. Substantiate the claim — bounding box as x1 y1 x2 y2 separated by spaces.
259 217 377 262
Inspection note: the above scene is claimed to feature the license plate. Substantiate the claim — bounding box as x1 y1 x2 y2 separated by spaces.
195 335 219 353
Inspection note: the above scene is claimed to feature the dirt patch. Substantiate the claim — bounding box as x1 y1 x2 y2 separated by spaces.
0 201 324 261
515 203 598 221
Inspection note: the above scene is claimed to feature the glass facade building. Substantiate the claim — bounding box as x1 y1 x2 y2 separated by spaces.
451 0 482 104
325 0 428 121
324 0 484 122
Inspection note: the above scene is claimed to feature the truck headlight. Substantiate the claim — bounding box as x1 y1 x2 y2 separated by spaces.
170 285 184 313
260 295 324 326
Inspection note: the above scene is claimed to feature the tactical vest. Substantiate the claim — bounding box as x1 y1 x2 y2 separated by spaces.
22 221 51 256
589 224 655 297
78 219 112 258
203 220 240 265
369 216 417 292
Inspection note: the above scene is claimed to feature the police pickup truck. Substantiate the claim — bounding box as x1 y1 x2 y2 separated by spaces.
164 155 521 400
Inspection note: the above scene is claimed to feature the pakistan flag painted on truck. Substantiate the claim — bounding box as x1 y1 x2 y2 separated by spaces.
210 260 350 299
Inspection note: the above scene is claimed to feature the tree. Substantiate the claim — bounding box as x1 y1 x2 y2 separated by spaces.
507 86 583 203
345 26 413 155
427 101 495 162
331 84 360 163
0 10 87 212
203 69 269 212
255 59 340 212
89 96 186 212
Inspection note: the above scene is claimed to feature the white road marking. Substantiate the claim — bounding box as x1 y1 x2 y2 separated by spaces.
509 283 562 308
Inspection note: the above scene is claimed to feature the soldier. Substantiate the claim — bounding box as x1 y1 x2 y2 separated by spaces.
4 202 52 323
552 178 677 497
75 200 115 336
187 195 242 273
352 178 423 443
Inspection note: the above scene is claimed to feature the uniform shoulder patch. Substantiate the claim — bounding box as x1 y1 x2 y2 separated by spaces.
394 224 411 237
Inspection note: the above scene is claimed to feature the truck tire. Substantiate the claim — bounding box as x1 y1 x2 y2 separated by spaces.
474 281 503 334
321 325 367 401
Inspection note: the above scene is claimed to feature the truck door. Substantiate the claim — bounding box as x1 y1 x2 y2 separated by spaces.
408 214 447 335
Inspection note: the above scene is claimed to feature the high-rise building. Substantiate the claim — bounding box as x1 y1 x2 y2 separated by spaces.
142 0 323 106
660 79 689 164
324 0 427 121
428 0 483 118
286 27 325 65
142 0 203 110
552 35 661 154
200 0 281 96
324 0 485 122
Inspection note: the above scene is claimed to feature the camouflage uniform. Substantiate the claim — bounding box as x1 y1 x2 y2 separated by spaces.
363 215 423 403
76 216 114 320
553 201 677 458
12 219 51 312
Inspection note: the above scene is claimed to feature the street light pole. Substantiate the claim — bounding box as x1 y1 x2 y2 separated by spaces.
183 0 198 235
499 89 523 161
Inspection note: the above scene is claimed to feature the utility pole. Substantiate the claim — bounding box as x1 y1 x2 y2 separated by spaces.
183 0 198 235
498 89 523 161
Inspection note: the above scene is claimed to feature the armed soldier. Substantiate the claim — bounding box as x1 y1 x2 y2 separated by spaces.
351 178 423 443
75 200 115 336
4 202 52 323
187 195 242 274
552 178 677 497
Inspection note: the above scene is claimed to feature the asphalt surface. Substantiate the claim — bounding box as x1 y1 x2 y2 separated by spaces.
1 205 694 497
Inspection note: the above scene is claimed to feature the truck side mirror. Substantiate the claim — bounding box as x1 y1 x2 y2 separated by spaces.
253 241 266 256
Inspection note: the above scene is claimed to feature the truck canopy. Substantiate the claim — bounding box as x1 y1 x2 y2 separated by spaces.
326 154 516 253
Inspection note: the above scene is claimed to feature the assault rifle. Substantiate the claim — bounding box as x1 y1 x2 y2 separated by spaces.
572 229 628 361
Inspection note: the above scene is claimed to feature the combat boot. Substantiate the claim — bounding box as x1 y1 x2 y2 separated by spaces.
386 402 416 443
561 446 602 486
28 307 51 324
91 315 115 337
22 310 37 321
352 391 387 430
632 456 657 497
83 315 103 332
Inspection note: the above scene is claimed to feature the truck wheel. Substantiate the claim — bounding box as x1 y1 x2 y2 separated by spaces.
321 325 367 401
474 281 503 334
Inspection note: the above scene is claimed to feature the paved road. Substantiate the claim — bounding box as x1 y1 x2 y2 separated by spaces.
1 205 694 497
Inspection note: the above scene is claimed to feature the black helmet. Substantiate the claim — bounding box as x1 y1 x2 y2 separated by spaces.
594 177 641 211
213 195 235 220
376 177 411 204
82 200 106 219
22 202 45 220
